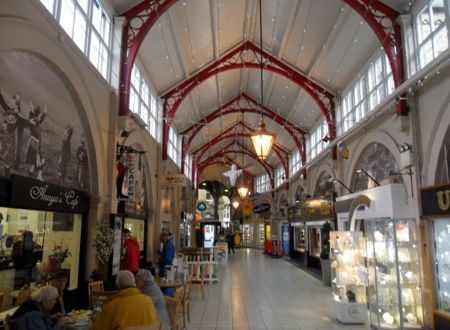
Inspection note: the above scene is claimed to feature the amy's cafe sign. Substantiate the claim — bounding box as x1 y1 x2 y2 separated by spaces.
421 183 450 217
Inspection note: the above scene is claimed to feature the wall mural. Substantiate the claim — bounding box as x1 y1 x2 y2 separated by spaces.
0 51 90 191
314 172 333 198
352 142 402 192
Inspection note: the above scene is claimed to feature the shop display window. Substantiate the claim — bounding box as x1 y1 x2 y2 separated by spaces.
258 224 264 247
243 225 253 247
432 219 450 313
365 218 424 329
309 226 321 258
294 226 306 252
0 207 82 310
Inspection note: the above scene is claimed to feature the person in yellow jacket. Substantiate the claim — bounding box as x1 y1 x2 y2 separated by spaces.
93 270 157 330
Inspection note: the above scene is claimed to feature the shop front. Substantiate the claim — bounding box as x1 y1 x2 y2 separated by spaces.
288 199 334 270
335 184 425 329
421 183 450 329
252 203 271 252
0 175 89 311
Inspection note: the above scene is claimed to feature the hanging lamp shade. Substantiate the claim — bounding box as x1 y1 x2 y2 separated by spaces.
237 185 249 199
251 120 274 160
232 199 240 209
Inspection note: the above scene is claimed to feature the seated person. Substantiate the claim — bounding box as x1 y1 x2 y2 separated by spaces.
12 285 68 330
93 270 157 329
48 269 73 315
135 269 170 330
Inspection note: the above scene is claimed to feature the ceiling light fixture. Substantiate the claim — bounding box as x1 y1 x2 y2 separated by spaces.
251 0 274 160
356 168 380 187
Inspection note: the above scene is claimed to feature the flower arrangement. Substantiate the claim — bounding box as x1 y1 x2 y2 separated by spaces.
93 220 115 265
39 242 71 277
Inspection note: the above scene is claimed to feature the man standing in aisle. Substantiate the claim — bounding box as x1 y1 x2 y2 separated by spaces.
159 232 175 296
227 232 235 255
121 228 140 273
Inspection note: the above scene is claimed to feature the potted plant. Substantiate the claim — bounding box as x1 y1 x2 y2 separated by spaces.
320 221 332 286
92 220 115 280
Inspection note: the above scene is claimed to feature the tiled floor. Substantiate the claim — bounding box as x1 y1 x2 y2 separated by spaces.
185 248 370 330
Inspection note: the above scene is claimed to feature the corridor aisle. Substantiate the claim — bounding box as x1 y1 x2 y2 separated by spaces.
186 248 370 330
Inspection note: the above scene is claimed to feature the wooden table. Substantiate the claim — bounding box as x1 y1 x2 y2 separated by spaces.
155 277 184 289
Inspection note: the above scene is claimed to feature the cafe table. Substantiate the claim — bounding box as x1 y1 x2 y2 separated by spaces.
155 277 184 289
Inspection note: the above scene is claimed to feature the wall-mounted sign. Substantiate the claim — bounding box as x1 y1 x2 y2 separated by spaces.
288 198 334 222
163 174 187 187
421 183 450 217
11 175 89 213
197 202 207 212
253 203 271 214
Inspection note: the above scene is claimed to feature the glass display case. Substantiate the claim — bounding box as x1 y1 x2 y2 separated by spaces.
294 226 306 252
309 226 321 258
432 219 450 313
330 231 367 323
365 219 424 329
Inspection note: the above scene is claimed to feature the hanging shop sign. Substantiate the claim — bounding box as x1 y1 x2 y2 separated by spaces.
163 174 187 187
197 202 207 212
116 144 143 201
10 175 89 213
421 183 450 217
253 203 271 214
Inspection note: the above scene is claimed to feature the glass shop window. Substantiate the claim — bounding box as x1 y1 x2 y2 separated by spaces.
0 207 82 311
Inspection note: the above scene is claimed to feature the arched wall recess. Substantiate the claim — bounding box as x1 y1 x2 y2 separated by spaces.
422 92 450 185
0 17 111 198
343 129 402 186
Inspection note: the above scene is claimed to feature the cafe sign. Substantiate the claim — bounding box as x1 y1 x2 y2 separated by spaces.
11 175 89 213
421 183 450 217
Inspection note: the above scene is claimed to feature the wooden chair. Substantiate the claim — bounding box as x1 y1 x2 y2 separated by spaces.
0 291 4 309
90 290 116 310
191 262 205 300
88 280 104 308
179 274 194 324
164 296 181 330
15 284 31 306
4 314 13 330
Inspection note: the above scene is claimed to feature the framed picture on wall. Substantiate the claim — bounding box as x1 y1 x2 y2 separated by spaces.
52 212 74 231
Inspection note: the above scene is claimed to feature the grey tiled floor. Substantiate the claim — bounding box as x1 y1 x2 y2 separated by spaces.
185 248 370 330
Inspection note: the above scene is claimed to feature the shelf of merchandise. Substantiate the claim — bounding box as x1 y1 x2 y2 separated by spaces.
330 231 368 324
365 219 424 330
181 247 218 284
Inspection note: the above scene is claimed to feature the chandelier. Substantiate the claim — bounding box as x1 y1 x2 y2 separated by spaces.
250 0 274 160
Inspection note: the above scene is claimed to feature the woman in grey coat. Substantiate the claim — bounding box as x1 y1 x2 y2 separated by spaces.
135 269 171 330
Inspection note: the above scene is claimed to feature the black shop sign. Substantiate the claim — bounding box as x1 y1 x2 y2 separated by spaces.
11 175 89 213
421 183 450 217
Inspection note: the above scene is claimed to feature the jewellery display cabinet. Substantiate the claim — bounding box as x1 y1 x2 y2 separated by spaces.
330 231 367 324
365 219 424 329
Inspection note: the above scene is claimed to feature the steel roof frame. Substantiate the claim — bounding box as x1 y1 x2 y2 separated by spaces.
118 0 406 178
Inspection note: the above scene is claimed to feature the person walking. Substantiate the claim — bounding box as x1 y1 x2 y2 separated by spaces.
159 233 176 297
227 232 235 255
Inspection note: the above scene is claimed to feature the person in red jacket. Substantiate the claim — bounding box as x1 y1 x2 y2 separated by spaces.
121 228 140 273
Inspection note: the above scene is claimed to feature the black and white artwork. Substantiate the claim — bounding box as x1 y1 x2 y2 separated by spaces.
352 143 402 192
0 51 90 191
314 172 333 198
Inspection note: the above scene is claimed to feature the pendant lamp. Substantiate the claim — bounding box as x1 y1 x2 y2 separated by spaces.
251 0 274 160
